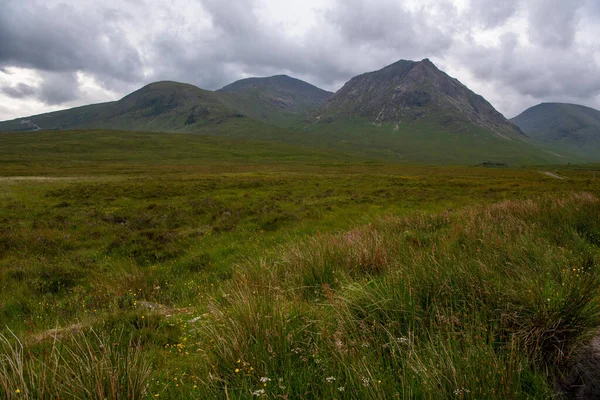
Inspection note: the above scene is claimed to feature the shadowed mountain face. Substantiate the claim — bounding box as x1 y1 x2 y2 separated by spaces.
511 103 600 160
318 59 525 140
218 75 333 126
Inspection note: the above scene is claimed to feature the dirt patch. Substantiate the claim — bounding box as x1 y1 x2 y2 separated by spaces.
28 303 193 344
30 323 86 344
540 171 566 180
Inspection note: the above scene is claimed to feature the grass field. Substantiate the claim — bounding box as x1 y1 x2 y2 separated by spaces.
1 130 600 399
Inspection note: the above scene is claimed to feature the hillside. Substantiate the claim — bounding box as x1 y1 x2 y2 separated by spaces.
317 59 525 140
0 77 332 133
511 102 600 160
218 75 332 126
0 81 247 133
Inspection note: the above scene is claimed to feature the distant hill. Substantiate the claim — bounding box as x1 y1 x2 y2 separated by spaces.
218 75 332 126
0 81 247 133
511 103 600 160
0 77 332 132
317 59 525 140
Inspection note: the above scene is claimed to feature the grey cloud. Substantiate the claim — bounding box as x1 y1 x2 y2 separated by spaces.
326 1 414 44
1 83 36 99
527 0 582 48
38 72 81 105
456 35 600 117
143 0 460 93
0 0 143 87
470 0 520 28
324 0 456 61
0 72 81 106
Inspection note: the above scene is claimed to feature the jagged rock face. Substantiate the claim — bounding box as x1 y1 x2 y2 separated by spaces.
321 59 526 139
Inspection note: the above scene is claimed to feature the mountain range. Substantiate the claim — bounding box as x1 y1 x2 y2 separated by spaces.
1 59 597 164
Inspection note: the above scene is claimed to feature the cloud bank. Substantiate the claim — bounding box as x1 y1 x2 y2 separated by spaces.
0 0 599 120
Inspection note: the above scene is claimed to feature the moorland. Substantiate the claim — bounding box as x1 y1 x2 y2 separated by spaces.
0 130 599 399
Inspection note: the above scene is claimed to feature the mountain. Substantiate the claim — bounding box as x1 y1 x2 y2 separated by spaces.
317 59 525 140
511 103 600 160
218 75 332 126
0 63 579 165
0 81 247 133
0 77 332 132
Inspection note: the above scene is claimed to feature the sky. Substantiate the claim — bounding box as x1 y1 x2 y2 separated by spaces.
1 0 599 121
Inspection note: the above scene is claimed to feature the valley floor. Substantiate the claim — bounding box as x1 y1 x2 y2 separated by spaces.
1 132 600 399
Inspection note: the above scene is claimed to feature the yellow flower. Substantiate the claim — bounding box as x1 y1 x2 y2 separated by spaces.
235 369 240 373
15 389 21 394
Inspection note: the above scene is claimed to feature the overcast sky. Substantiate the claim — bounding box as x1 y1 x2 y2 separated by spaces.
1 0 599 121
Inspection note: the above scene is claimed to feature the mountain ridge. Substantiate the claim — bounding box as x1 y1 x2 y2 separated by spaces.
0 59 577 165
0 76 332 132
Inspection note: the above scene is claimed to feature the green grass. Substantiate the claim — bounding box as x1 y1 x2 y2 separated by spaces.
0 129 366 175
293 118 582 165
1 130 600 398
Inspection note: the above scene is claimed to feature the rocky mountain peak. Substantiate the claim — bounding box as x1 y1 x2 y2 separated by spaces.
321 58 525 139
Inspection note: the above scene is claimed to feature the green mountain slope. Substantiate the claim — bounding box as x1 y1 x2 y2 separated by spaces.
0 81 247 133
218 75 332 126
296 118 573 165
511 103 600 160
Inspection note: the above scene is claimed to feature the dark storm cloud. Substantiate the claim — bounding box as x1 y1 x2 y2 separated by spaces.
0 0 143 104
1 83 36 99
1 72 81 105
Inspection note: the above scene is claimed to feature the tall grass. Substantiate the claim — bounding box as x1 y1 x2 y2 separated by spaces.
0 329 151 399
199 193 600 398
